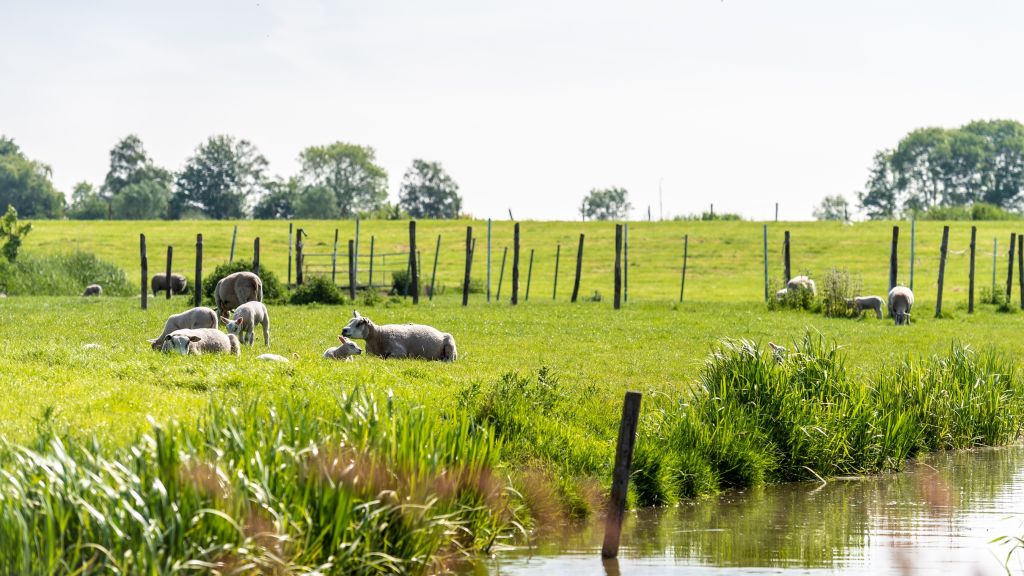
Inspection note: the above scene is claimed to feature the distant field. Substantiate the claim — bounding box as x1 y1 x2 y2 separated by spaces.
23 218 1023 305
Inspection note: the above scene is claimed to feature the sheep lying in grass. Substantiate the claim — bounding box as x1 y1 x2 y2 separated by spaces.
341 310 457 361
82 284 102 296
221 301 270 346
160 328 240 356
151 273 188 296
256 353 289 362
215 271 263 318
846 295 885 319
323 335 363 361
786 275 817 296
148 307 219 350
888 286 914 325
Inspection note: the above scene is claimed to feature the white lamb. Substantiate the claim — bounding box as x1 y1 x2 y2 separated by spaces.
323 335 363 361
341 310 457 362
148 307 219 350
888 286 914 326
786 275 817 296
160 328 240 356
221 301 270 346
256 353 290 362
846 295 885 319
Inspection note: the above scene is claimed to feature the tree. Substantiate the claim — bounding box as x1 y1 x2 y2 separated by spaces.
171 135 269 219
253 177 301 220
67 182 109 220
813 195 849 221
0 136 64 218
580 187 631 220
298 142 387 218
0 205 32 262
398 160 462 219
103 135 172 219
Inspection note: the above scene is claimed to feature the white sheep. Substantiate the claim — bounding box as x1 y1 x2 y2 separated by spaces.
82 284 102 296
888 286 914 325
323 335 363 361
774 287 788 300
215 271 263 319
151 273 188 296
341 310 457 362
159 328 240 356
846 295 885 319
256 353 290 362
221 301 270 346
148 307 219 350
786 275 817 296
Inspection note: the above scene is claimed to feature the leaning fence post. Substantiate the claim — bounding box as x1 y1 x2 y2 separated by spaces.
354 218 360 292
487 218 492 302
889 225 899 293
935 225 949 318
368 236 375 289
601 391 643 559
910 218 916 290
571 234 585 303
229 225 237 263
512 223 520 305
429 234 441 301
623 223 629 303
762 225 769 303
680 234 688 303
1007 232 1016 299
194 234 203 308
348 239 356 300
140 234 148 310
296 228 305 286
968 226 976 313
1018 234 1023 310
614 224 623 310
462 226 473 306
165 245 173 300
287 222 293 286
409 220 419 304
526 249 535 302
783 230 791 284
252 237 260 276
496 246 508 301
553 243 561 300
332 229 339 284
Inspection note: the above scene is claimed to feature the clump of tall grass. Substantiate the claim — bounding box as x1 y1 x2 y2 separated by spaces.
0 388 521 574
820 267 862 318
0 251 133 296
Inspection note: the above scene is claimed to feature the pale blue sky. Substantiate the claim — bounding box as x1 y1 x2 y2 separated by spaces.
3 1 1023 220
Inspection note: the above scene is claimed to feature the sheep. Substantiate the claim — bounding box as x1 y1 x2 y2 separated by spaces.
774 287 788 300
340 310 457 362
888 286 914 326
82 284 102 296
215 271 263 319
256 353 289 362
148 307 219 350
323 335 363 361
221 301 270 346
786 275 817 296
159 328 240 356
150 273 188 296
845 295 885 319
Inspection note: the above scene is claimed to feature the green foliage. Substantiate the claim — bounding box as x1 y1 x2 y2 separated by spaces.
915 202 1022 221
820 268 862 318
398 159 462 219
172 135 269 219
290 275 345 305
0 205 31 262
391 268 417 296
252 177 300 219
0 251 132 295
358 201 409 220
299 142 388 218
66 182 109 220
674 211 742 221
0 136 64 218
580 187 631 221
103 135 172 219
768 277 817 312
813 195 850 221
201 260 285 303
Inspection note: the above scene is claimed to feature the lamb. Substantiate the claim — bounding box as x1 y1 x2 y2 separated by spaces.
159 328 240 356
214 272 263 318
256 353 290 362
323 335 363 361
340 310 457 361
786 275 817 296
82 284 102 296
151 273 188 296
148 307 219 350
846 295 885 319
221 301 270 346
888 286 914 326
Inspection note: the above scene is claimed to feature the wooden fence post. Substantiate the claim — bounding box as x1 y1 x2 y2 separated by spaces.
993 238 998 297
762 225 769 302
487 219 492 303
332 229 339 284
409 221 419 304
783 230 791 284
1018 234 1023 310
496 247 508 301
935 225 949 318
165 246 173 300
194 234 203 308
680 235 688 303
287 222 293 286
526 249 535 302
348 239 356 300
601 391 643 559
429 235 441 301
252 237 260 276
512 223 520 305
623 223 628 303
296 228 305 286
968 226 976 313
229 225 237 263
368 236 375 289
140 234 148 310
571 234 584 303
355 218 360 292
614 224 622 310
910 218 916 291
553 243 561 300
1006 232 1016 299
889 225 899 293
462 226 473 306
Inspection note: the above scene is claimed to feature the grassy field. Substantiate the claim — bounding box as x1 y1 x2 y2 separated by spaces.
4 219 1024 572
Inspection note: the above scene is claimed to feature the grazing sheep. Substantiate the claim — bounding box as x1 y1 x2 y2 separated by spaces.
846 295 885 319
774 287 788 300
221 301 270 346
323 335 363 361
148 307 219 350
786 275 817 296
341 310 457 362
888 286 914 326
215 272 263 318
82 284 102 296
160 328 240 356
151 273 188 296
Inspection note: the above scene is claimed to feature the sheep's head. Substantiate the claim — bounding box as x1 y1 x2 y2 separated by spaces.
338 335 362 357
341 311 371 339
222 314 244 335
161 333 202 355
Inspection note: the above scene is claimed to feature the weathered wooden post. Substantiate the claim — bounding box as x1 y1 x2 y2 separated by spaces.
623 223 629 303
1007 232 1016 299
496 247 508 301
775 202 779 222
296 228 305 286
252 237 260 276
614 224 623 310
553 243 561 300
429 235 441 301
194 234 203 308
525 249 535 302
968 226 976 313
511 223 520 305
229 225 237 263
935 225 949 318
462 226 473 306
1018 234 1023 310
348 239 356 300
601 391 643 559
762 225 769 303
164 245 173 300
140 234 148 310
783 230 791 284
368 236 375 289
409 220 419 304
571 234 585 303
287 222 293 286
487 218 492 302
680 234 688 303
993 238 998 297
889 225 899 293
354 218 360 292
910 217 916 291
332 228 339 284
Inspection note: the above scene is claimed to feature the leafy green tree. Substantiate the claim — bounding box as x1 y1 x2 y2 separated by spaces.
398 160 462 219
962 119 1024 207
0 137 64 218
253 177 301 220
298 142 387 218
0 205 32 262
67 182 109 220
580 187 631 220
171 135 269 219
103 135 172 219
294 185 338 219
813 195 849 221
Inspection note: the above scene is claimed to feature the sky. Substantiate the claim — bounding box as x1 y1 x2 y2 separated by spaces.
3 0 1024 221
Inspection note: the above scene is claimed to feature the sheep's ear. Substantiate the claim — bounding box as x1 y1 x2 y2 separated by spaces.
189 336 202 342
164 335 173 341
220 316 230 324
338 335 346 343
353 310 361 318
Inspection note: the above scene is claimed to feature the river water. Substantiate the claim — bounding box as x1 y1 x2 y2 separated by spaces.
485 446 1024 575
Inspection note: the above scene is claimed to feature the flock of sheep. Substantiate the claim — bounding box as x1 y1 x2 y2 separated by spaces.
776 275 915 325
143 271 459 362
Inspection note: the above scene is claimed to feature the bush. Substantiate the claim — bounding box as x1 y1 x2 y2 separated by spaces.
820 267 862 318
202 260 285 304
290 275 345 305
916 202 1022 221
0 251 132 296
768 275 818 312
674 211 742 221
390 269 418 297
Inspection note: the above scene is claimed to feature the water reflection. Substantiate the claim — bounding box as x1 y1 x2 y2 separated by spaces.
486 447 1024 575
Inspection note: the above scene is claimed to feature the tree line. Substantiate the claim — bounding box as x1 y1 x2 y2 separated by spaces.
0 135 464 220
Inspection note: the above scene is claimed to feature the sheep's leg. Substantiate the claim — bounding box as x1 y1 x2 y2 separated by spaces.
388 344 408 359
874 306 882 319
262 319 270 347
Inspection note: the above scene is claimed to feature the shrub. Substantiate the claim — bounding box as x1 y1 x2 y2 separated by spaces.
916 202 1022 221
0 251 132 296
391 269 418 296
0 205 31 262
290 275 344 305
820 267 862 318
202 260 285 304
768 275 817 312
